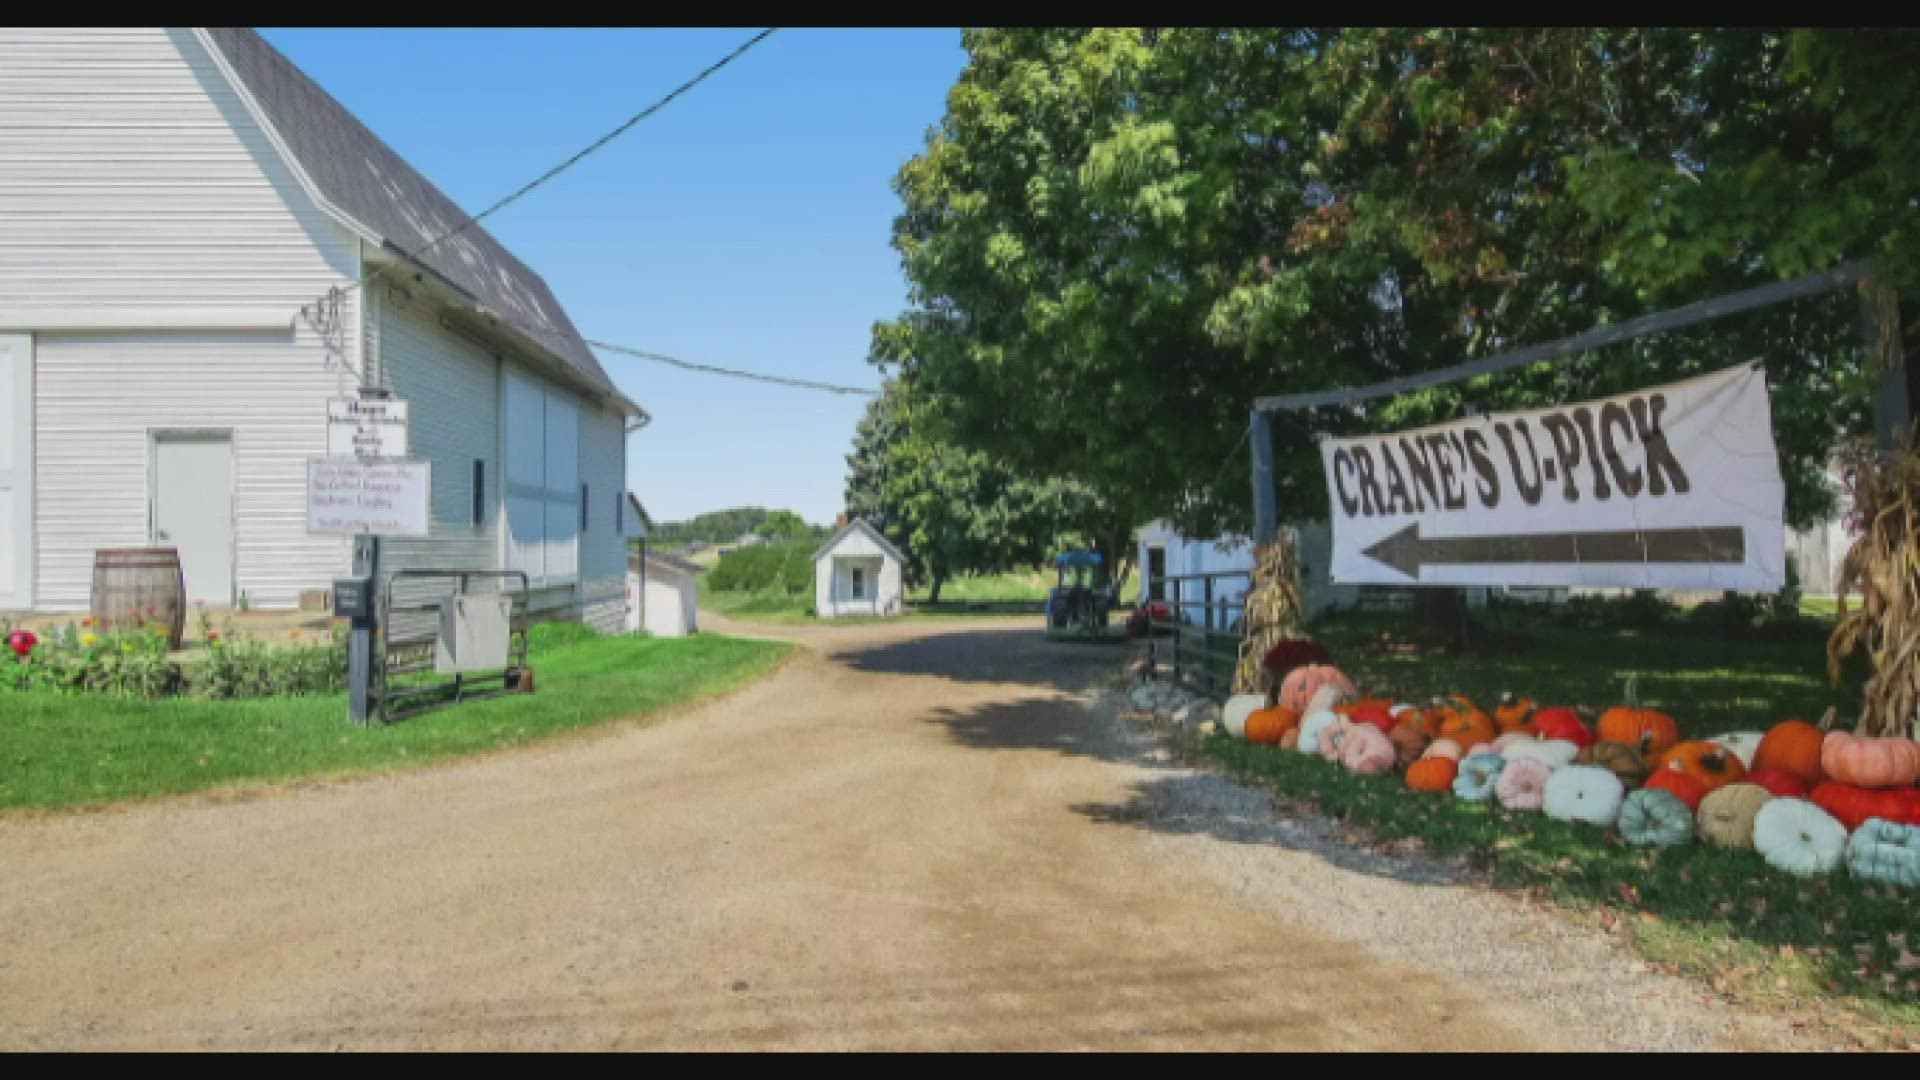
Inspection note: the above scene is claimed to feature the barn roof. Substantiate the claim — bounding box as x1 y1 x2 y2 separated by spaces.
811 518 907 565
200 28 634 413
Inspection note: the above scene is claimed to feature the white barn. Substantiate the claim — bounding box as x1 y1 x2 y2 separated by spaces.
0 28 647 630
813 518 904 618
628 550 701 637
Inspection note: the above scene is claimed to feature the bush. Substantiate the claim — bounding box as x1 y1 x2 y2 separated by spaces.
705 541 815 597
1 620 178 696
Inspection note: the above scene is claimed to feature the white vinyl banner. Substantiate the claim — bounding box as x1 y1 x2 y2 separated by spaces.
1319 362 1786 590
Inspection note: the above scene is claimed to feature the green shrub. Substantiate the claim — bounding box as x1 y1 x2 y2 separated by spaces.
527 620 600 652
183 624 347 699
705 541 815 596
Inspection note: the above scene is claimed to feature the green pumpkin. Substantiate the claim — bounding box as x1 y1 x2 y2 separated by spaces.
1618 788 1695 848
1846 817 1920 888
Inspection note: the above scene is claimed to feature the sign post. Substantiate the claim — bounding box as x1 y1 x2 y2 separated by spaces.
312 385 418 725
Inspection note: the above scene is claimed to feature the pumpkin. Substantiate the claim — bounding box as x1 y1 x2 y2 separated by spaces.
1406 756 1458 792
1845 818 1920 888
1437 700 1497 752
1752 797 1848 877
1319 719 1359 763
1820 732 1920 789
1618 788 1695 847
1279 663 1356 714
1542 765 1627 827
1388 719 1431 767
1494 757 1553 811
1655 741 1746 795
1501 738 1581 770
1529 708 1594 749
1695 783 1772 849
1595 706 1679 757
1578 739 1653 789
1419 704 1453 738
1809 781 1920 832
1644 768 1708 812
1708 731 1765 771
1452 751 1506 801
1296 709 1340 755
1422 737 1463 762
1342 701 1398 734
1280 727 1301 751
1751 719 1826 787
1744 768 1811 799
1340 724 1398 775
1493 694 1535 733
1305 682 1348 717
1221 694 1267 739
1243 706 1299 746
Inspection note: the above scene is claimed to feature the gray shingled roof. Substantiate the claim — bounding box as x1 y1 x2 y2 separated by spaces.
811 518 908 565
202 27 621 403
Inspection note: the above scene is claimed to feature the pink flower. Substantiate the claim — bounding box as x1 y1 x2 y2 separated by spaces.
6 629 37 658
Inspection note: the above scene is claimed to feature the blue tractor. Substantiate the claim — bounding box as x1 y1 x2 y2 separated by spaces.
1045 549 1123 642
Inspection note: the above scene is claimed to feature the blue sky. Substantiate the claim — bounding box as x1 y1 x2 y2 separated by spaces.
262 28 965 526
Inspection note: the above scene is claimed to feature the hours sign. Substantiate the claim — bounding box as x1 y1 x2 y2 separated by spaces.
1318 363 1786 590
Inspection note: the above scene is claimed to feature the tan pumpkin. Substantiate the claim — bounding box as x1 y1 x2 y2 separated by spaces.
1696 783 1773 849
1820 731 1920 789
1388 718 1431 768
1578 738 1653 789
1751 719 1827 787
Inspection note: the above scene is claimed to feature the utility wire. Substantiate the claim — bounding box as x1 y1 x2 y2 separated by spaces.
585 338 880 397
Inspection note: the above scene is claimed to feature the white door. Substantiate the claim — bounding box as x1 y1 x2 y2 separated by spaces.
153 434 234 606
0 334 30 609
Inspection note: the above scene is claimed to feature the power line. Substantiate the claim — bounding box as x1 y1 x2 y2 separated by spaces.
585 338 880 397
331 27 779 305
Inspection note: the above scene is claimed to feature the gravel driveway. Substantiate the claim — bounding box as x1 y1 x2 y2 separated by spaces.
0 615 1847 1049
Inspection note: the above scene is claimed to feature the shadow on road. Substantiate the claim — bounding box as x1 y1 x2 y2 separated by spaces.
833 627 1133 691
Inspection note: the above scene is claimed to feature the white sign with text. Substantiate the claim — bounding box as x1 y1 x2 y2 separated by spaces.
1319 363 1786 590
326 396 410 459
306 459 430 537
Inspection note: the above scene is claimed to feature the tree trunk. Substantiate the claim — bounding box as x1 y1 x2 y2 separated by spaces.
1416 586 1474 649
929 573 945 604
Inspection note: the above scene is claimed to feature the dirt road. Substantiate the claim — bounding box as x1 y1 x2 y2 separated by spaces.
0 616 1820 1049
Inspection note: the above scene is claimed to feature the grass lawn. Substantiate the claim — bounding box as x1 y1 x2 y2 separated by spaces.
1189 607 1920 1024
905 565 1143 605
0 630 790 812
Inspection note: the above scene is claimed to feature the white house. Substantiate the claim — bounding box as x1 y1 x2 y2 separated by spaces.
1136 520 1362 626
813 518 904 618
0 28 647 630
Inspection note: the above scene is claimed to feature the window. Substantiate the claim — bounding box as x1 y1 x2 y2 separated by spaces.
850 566 865 600
1147 547 1167 601
581 483 589 533
503 369 580 583
471 460 486 527
615 492 624 534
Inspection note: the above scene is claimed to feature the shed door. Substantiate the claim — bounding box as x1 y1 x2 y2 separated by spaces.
0 334 29 609
153 434 234 606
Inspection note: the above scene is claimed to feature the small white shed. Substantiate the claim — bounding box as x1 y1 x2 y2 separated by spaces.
626 550 702 637
813 518 905 618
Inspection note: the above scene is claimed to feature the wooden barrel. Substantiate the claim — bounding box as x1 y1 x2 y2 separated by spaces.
91 548 187 648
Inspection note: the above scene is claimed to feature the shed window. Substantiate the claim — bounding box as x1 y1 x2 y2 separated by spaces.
503 369 580 583
850 566 865 600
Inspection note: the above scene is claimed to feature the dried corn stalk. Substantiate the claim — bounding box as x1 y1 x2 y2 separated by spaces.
1827 431 1920 738
1233 533 1308 696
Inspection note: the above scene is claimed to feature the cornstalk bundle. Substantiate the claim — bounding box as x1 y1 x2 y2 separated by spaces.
1828 432 1920 738
1233 533 1308 696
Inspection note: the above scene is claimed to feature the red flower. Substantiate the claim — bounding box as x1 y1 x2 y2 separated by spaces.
206 631 220 643
5 629 37 658
80 617 93 628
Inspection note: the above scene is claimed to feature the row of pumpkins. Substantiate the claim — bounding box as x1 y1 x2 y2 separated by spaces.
1223 663 1920 887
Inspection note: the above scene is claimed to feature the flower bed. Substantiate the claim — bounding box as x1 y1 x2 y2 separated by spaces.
2 609 346 699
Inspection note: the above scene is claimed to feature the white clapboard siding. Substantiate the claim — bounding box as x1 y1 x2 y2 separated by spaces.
34 330 350 610
0 28 362 328
578 400 629 632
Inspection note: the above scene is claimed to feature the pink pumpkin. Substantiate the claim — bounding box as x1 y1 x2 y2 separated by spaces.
1820 732 1920 789
1279 663 1356 714
1340 724 1397 775
1529 707 1594 749
1422 737 1464 762
1318 719 1356 763
1494 757 1553 811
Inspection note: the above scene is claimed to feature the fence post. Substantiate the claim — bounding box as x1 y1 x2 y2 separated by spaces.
1250 409 1277 545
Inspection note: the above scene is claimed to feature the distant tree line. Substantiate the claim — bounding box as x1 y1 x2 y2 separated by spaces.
646 507 826 547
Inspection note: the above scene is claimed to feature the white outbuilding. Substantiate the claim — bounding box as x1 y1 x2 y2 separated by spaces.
812 518 905 618
627 549 702 637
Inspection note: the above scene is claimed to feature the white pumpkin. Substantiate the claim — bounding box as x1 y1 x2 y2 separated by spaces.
1296 709 1340 755
1708 730 1765 770
1305 681 1348 715
1542 765 1626 827
1222 694 1266 740
1501 738 1581 769
1490 732 1536 754
1752 797 1848 877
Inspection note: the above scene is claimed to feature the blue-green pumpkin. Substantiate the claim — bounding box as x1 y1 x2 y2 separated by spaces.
1845 817 1920 888
1452 751 1506 802
1618 787 1695 847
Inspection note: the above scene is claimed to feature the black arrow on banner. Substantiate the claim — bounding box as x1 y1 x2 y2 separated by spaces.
1360 523 1747 579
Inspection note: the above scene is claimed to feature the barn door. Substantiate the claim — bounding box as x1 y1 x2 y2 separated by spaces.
152 433 234 606
0 334 30 610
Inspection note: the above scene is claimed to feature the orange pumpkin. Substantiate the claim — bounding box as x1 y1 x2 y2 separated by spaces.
1244 706 1299 746
1595 706 1680 756
1436 697 1496 751
1494 695 1535 733
1820 732 1920 789
1406 757 1458 792
1655 740 1746 795
1419 705 1452 738
1750 719 1826 787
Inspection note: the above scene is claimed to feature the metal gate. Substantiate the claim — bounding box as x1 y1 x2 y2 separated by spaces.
1145 568 1249 700
375 569 531 722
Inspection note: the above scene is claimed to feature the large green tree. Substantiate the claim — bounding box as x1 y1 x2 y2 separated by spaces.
876 28 1920 541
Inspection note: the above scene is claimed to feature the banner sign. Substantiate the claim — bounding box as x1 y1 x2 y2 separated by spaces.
1319 363 1785 590
307 459 430 537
